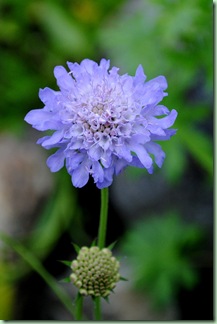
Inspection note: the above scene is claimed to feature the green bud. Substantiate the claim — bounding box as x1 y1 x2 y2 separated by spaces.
79 288 88 296
71 260 79 269
70 246 120 298
70 274 77 283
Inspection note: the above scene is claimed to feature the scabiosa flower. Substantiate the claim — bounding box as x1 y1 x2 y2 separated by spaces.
24 59 177 189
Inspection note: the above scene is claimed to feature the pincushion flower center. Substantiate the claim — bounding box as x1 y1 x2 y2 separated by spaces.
92 103 104 116
81 97 119 142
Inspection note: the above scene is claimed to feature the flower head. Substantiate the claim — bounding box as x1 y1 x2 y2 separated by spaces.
25 59 177 188
70 246 120 298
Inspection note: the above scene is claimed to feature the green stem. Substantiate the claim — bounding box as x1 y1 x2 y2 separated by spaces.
94 187 109 320
94 296 101 320
97 187 109 249
75 293 83 320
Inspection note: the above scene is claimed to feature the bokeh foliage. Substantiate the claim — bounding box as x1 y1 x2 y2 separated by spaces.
121 212 203 307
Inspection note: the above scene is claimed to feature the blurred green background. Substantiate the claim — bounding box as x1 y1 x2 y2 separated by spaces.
0 0 213 320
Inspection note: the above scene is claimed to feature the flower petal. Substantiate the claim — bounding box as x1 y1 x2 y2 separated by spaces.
130 143 153 169
89 144 103 161
133 64 146 85
24 108 62 131
24 110 51 130
71 164 89 188
147 125 166 136
65 152 86 170
114 158 128 174
96 167 114 189
47 148 65 172
92 161 104 183
151 129 177 141
153 109 178 129
145 142 166 168
114 142 132 162
39 87 58 109
41 130 64 148
54 66 74 90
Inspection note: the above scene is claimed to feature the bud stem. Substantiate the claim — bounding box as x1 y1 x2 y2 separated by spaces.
94 296 101 320
75 292 83 320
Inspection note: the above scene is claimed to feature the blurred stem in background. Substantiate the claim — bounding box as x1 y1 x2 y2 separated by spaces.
0 232 75 319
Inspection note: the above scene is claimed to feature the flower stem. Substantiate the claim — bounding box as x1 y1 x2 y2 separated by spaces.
98 187 109 249
75 293 83 320
94 187 109 320
94 296 101 320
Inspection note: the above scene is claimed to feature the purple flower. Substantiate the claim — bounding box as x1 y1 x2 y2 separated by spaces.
24 59 177 189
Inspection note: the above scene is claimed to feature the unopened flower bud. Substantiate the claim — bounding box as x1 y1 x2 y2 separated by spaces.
70 246 120 298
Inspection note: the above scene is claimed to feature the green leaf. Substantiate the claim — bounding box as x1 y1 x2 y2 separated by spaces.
58 260 72 268
103 295 110 303
91 239 97 247
107 240 117 250
59 277 71 283
71 242 81 254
